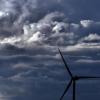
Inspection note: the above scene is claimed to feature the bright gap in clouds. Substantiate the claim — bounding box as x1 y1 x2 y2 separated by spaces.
0 11 9 18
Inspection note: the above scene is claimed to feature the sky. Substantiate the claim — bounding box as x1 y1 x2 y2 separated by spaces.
0 0 100 100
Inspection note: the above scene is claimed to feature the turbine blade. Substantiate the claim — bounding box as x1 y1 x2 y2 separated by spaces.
58 48 73 77
78 76 100 80
60 80 72 100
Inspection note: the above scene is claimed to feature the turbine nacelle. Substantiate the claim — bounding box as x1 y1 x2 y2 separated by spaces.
72 76 80 81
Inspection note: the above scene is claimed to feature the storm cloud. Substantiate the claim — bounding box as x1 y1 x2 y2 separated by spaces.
0 0 100 100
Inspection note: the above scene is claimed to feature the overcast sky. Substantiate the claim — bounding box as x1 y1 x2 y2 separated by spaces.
0 0 100 100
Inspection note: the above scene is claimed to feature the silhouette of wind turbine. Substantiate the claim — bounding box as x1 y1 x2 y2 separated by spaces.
58 48 100 100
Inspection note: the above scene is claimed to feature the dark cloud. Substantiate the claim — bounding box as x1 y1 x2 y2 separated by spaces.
0 0 100 100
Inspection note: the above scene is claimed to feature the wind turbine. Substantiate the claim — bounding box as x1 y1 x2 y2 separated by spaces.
58 48 100 100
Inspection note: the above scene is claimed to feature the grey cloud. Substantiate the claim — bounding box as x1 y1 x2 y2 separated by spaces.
0 0 62 37
80 33 100 42
0 12 68 48
80 20 100 31
75 59 100 64
0 0 100 38
61 42 100 52
1 17 100 57
80 20 97 28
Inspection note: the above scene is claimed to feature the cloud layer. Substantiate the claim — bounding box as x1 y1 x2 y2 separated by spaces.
0 0 100 100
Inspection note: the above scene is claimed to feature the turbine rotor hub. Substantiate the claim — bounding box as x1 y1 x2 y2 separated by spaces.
72 76 79 80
